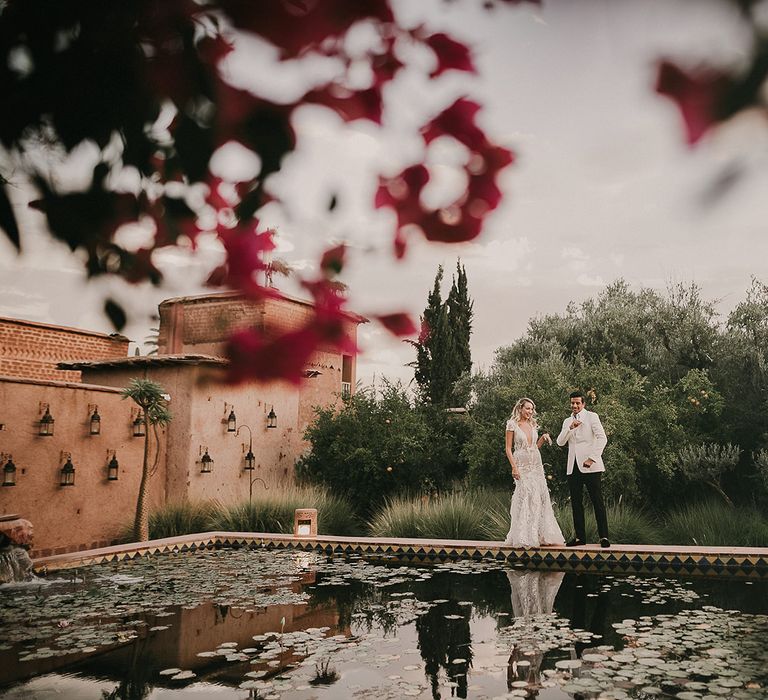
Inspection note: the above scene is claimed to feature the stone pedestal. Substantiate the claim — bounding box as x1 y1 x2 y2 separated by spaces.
293 508 318 537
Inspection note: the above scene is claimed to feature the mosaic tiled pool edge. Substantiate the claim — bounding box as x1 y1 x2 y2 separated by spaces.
31 532 768 578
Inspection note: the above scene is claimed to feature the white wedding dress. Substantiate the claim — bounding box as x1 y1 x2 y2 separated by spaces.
504 419 565 548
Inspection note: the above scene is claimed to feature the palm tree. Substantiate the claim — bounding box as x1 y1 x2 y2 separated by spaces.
122 379 172 541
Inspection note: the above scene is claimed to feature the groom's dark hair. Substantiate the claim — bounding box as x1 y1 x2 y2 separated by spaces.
569 390 585 400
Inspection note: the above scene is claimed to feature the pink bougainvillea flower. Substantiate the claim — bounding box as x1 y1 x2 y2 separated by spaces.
422 98 486 150
304 85 383 124
426 33 476 78
206 176 235 211
320 244 346 276
375 164 431 257
376 313 418 336
302 278 358 354
371 37 404 87
219 0 394 59
376 99 514 254
419 209 483 244
465 143 515 213
226 326 320 385
655 60 733 145
217 225 277 299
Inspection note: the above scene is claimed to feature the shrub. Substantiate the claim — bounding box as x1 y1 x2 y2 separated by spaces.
675 443 741 506
662 501 768 547
297 381 470 515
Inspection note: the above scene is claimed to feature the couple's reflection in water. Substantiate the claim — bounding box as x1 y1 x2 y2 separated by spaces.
415 568 608 699
505 569 564 697
504 569 610 698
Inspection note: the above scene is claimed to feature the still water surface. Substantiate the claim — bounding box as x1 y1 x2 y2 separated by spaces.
1 549 767 699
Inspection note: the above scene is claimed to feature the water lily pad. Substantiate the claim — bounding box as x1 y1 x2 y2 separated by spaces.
159 667 182 676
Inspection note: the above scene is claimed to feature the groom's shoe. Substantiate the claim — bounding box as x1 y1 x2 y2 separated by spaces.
565 538 583 547
600 537 611 548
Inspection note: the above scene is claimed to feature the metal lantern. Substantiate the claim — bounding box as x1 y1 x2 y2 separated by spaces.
132 412 145 437
267 406 277 429
39 406 54 436
227 409 237 433
89 407 101 435
107 454 119 481
2 459 16 487
200 449 214 473
60 456 75 486
244 448 256 471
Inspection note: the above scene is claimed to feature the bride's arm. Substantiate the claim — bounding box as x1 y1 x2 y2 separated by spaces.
505 430 520 480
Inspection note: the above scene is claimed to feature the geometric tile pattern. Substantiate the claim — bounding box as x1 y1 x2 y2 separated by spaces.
32 532 768 580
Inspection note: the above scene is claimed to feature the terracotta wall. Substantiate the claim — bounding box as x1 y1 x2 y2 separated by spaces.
79 364 304 505
0 293 362 554
157 293 359 442
0 377 160 557
0 317 129 382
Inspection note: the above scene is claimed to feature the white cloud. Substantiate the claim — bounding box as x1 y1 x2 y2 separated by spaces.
577 274 607 288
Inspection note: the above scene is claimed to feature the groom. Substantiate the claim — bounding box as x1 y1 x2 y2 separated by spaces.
556 391 610 548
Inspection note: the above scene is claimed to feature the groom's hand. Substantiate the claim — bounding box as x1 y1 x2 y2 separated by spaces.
583 459 594 468
570 419 582 429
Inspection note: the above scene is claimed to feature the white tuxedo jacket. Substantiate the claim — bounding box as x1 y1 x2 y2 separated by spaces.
556 409 607 475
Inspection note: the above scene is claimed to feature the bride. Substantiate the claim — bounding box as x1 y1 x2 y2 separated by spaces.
504 397 565 548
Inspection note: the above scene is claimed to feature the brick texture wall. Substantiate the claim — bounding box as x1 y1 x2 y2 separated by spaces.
0 318 129 382
158 293 361 357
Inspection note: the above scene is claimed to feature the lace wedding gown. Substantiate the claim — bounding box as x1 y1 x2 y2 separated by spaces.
504 419 565 547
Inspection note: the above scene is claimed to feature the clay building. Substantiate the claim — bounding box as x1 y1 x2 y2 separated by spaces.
0 293 363 557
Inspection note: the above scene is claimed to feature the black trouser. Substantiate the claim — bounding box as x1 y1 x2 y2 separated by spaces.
568 468 608 541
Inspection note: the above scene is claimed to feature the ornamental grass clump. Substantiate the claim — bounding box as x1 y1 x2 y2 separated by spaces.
368 495 427 538
210 500 286 534
419 491 491 540
146 500 218 540
477 490 518 540
554 501 660 545
662 500 768 547
208 485 359 536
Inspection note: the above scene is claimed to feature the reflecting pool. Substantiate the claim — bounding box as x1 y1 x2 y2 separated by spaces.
1 549 767 699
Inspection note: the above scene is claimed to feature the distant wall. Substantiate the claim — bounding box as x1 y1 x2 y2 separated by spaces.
0 317 129 382
157 291 360 445
0 376 158 557
79 363 303 505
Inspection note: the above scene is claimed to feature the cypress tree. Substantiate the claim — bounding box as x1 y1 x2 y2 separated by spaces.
447 260 473 377
411 261 473 405
447 261 473 403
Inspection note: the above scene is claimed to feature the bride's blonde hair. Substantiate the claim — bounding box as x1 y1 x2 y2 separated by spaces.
510 397 538 428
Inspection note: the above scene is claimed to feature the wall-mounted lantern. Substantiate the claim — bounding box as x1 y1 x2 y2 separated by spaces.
107 451 119 481
39 404 54 437
267 406 277 429
236 425 255 471
227 408 237 433
132 412 145 438
200 447 214 474
2 457 16 487
89 405 101 435
60 453 75 487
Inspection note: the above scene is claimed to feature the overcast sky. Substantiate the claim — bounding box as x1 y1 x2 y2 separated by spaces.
2 0 768 387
